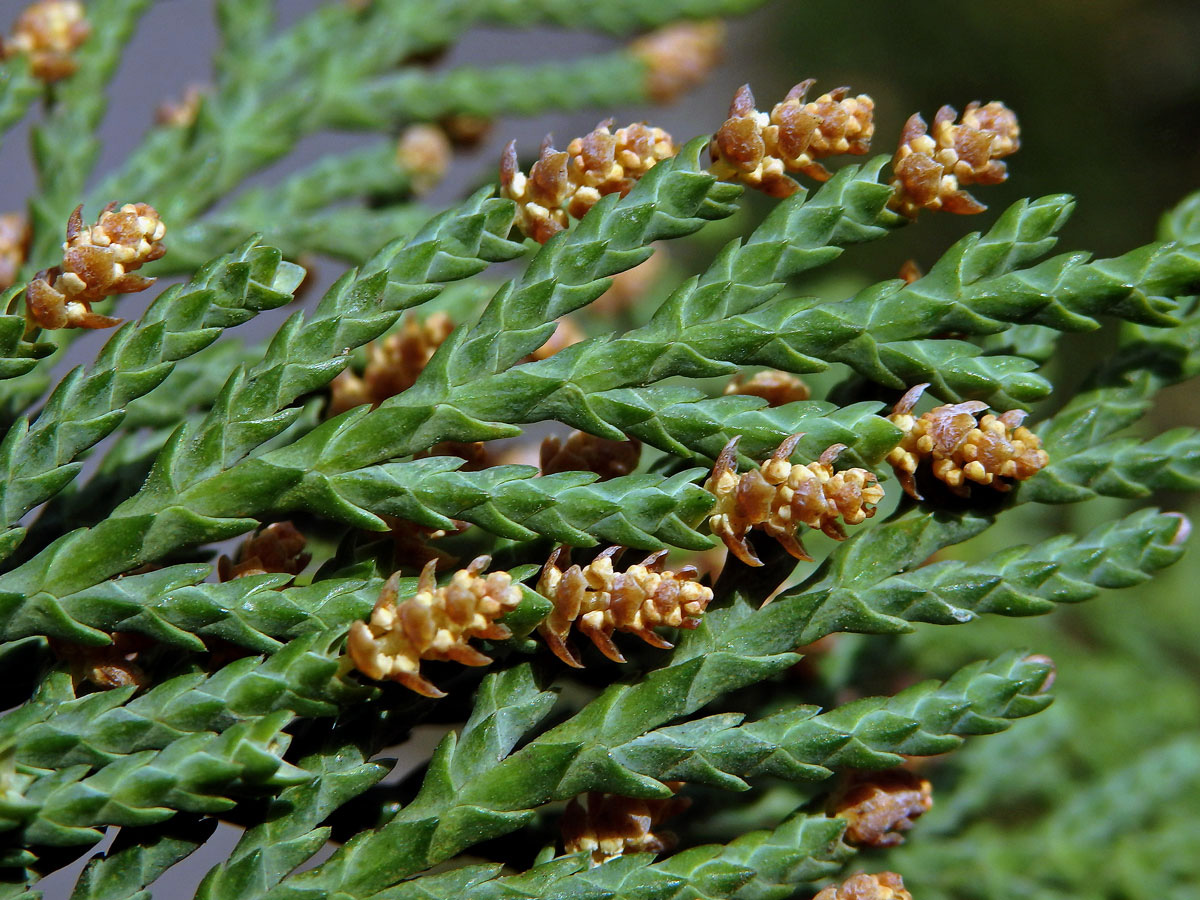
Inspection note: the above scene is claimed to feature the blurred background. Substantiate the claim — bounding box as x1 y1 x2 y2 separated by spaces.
3 0 1199 896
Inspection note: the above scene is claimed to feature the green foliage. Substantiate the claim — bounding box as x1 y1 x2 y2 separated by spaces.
0 1 1197 898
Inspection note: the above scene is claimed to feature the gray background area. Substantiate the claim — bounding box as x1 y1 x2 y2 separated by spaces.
2 0 1199 896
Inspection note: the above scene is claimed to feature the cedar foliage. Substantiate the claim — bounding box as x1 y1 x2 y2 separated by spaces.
0 2 1197 898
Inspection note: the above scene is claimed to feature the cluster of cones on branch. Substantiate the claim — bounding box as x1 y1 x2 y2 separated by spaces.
500 74 1020 242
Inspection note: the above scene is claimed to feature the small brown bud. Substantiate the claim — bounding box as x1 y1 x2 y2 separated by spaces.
710 81 875 197
562 786 689 865
440 113 493 148
540 431 640 481
25 202 166 330
347 555 522 697
155 84 206 128
383 515 464 570
536 546 713 667
898 259 923 284
328 312 454 415
705 434 884 566
218 522 310 582
889 101 1019 218
724 370 810 406
501 122 677 243
396 124 452 194
3 1 90 81
416 440 491 472
630 20 724 103
885 383 1048 499
831 771 933 847
814 872 913 900
50 633 152 692
0 212 31 290
1023 653 1057 691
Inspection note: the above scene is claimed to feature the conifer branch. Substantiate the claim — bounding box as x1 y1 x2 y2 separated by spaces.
476 0 767 31
0 562 378 648
370 812 850 900
0 308 52 381
326 52 657 129
0 191 521 606
1025 427 1200 503
11 631 363 769
280 654 1049 896
194 731 389 900
0 239 304 560
791 508 1185 641
324 461 715 549
68 816 217 900
2 715 309 847
162 142 434 271
590 390 901 467
0 56 38 147
26 0 154 268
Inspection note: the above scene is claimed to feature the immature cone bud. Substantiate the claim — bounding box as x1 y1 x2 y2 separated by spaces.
440 113 492 148
724 370 810 406
396 124 452 194
536 546 713 667
25 202 166 330
416 440 492 471
155 84 205 127
630 20 724 103
3 0 90 81
500 122 677 243
218 522 311 582
831 771 933 847
562 786 689 865
889 101 1020 218
328 312 454 414
705 434 884 566
814 872 913 900
347 555 522 697
540 431 641 480
0 213 31 290
886 383 1048 499
50 633 151 691
710 81 875 197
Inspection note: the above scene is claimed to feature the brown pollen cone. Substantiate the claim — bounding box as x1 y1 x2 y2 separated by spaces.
396 124 452 194
830 770 934 847
724 370 810 406
889 100 1019 218
536 546 713 667
218 522 311 582
50 632 152 691
0 213 31 291
705 434 884 566
562 785 690 865
886 383 1048 499
3 0 90 81
328 312 454 415
540 431 641 481
25 202 166 331
710 80 874 197
814 872 913 900
500 122 676 243
630 20 724 103
347 555 522 697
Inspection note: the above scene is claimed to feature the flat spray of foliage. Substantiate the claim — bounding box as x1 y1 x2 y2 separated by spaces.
0 1 1197 899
